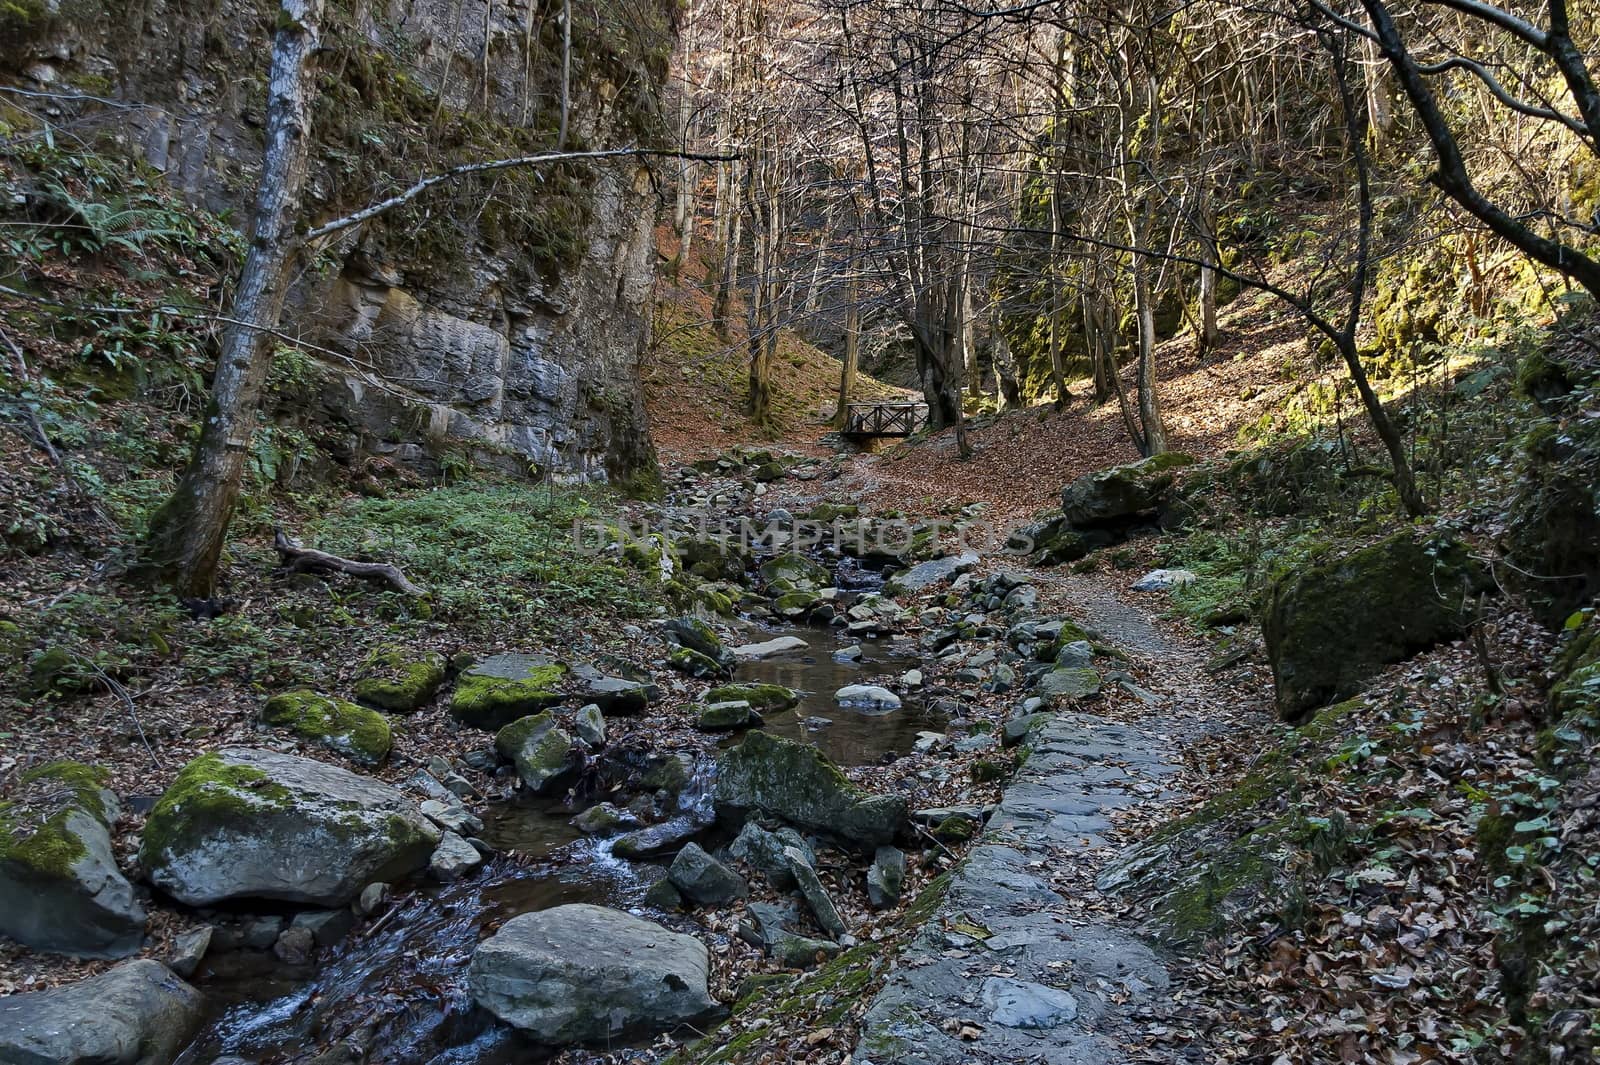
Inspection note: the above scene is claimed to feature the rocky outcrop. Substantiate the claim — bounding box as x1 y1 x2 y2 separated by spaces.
139 748 439 906
4 0 670 486
0 761 145 958
1264 531 1489 720
1008 454 1197 566
714 732 905 849
0 960 202 1065
468 904 717 1044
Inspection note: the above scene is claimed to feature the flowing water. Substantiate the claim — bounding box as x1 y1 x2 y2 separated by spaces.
173 553 936 1065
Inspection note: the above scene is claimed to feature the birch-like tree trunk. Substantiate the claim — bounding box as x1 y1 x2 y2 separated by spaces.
836 265 859 426
143 0 324 597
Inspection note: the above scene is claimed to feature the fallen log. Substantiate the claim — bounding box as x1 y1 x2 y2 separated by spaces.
273 529 426 596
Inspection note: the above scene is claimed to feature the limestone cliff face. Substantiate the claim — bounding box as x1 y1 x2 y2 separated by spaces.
6 0 668 485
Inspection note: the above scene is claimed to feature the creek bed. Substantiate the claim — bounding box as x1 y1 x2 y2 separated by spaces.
172 566 938 1064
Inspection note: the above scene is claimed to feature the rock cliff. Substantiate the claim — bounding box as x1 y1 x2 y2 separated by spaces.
3 0 669 485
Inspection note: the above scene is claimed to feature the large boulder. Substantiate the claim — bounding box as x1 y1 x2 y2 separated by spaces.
260 690 392 766
1059 453 1196 529
139 748 440 906
1264 531 1488 720
450 654 568 730
714 732 905 849
0 960 202 1065
494 713 582 795
0 761 145 958
467 904 717 1043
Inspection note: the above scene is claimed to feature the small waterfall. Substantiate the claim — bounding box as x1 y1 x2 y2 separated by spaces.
676 755 718 823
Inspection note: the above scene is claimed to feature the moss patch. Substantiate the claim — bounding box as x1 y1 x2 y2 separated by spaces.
706 683 800 711
138 753 296 868
0 761 114 879
353 645 446 712
450 654 568 730
262 690 393 765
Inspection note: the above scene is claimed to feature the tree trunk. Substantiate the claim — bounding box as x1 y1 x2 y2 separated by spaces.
1133 247 1168 455
836 268 859 426
1196 182 1222 352
143 0 324 598
993 326 1021 408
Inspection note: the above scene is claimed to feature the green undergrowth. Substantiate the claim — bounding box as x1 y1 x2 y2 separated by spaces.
306 481 658 632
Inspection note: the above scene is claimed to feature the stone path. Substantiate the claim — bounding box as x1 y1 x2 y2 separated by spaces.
853 574 1212 1065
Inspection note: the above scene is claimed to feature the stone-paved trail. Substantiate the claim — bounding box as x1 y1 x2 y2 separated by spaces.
853 571 1227 1064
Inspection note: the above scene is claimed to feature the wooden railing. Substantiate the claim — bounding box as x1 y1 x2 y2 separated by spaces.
843 402 929 438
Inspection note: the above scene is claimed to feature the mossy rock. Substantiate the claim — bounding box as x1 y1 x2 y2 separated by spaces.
354 645 447 712
1060 452 1198 529
932 816 978 842
1036 667 1102 704
804 503 859 522
664 616 733 663
263 690 393 766
139 748 439 907
1264 530 1489 721
667 646 732 680
0 761 145 958
771 590 819 617
451 653 568 730
713 732 905 849
494 713 581 795
706 683 800 711
1504 412 1600 626
758 554 831 591
696 700 758 731
753 461 787 483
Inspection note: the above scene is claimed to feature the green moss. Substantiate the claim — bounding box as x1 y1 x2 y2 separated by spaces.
0 761 114 879
666 646 728 679
449 658 568 730
138 753 295 867
705 683 800 711
18 761 112 822
263 690 393 765
353 645 446 712
933 816 978 842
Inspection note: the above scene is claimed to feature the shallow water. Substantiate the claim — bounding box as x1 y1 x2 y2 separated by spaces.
733 621 946 765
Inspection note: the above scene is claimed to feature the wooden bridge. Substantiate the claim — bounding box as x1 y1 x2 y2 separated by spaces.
842 401 929 439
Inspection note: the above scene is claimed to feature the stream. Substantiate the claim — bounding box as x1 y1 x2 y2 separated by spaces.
170 560 939 1065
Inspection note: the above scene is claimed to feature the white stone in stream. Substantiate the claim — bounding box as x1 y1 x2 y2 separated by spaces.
468 904 716 1044
900 669 924 688
429 832 483 880
732 635 809 660
1130 568 1199 592
835 684 901 711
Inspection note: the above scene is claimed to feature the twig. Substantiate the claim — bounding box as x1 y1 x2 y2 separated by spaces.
94 668 162 770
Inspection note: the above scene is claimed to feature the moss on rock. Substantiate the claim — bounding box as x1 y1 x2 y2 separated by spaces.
706 683 800 711
263 690 393 766
354 645 447 712
450 653 568 730
494 712 581 794
1264 530 1488 721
